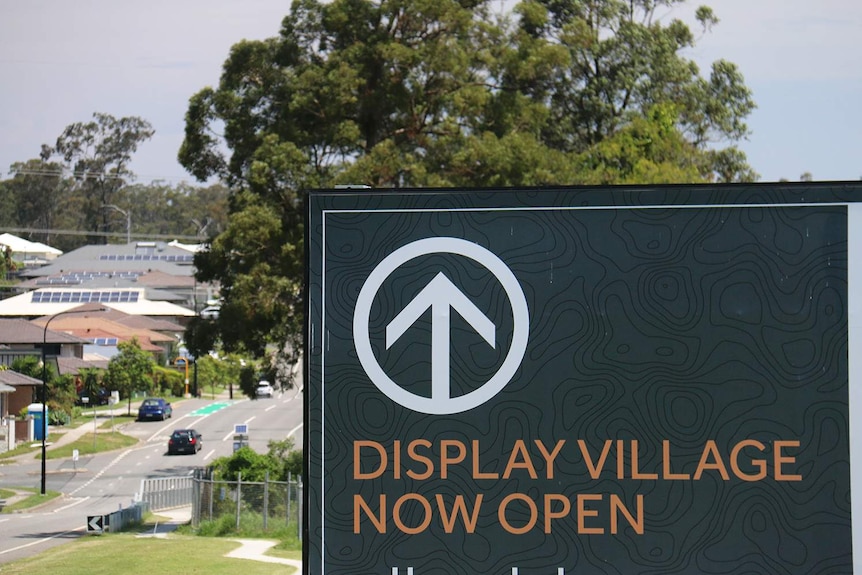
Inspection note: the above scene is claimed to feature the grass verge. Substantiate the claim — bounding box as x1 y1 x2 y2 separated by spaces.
0 432 63 462
46 431 138 459
0 534 299 575
179 512 302 558
0 487 62 513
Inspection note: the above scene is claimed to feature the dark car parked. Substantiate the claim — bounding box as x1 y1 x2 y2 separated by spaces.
76 387 110 407
168 429 202 455
137 398 173 421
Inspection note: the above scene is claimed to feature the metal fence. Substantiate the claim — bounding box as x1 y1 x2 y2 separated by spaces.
105 501 150 532
139 476 195 511
139 469 303 538
191 469 303 537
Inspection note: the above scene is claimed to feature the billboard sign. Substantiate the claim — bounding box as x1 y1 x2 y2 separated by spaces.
305 184 858 574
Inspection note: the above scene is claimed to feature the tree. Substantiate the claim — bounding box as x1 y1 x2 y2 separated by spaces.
123 181 230 239
3 160 75 248
179 0 756 366
103 338 156 415
212 437 302 482
40 113 154 244
212 446 283 483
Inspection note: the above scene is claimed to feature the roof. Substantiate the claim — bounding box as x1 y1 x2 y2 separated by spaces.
57 356 110 375
0 318 90 345
34 316 175 349
0 233 63 256
0 289 195 318
167 240 204 253
108 313 185 332
0 369 43 387
18 242 196 280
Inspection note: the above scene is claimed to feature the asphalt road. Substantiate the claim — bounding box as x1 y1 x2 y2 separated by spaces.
0 386 303 565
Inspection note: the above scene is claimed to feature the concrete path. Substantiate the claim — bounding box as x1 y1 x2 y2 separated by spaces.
137 506 302 570
226 538 303 568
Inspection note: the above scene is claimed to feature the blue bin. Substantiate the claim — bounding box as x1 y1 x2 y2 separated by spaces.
28 403 48 441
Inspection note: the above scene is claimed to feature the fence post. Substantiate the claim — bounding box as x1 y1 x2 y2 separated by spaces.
287 472 292 524
297 476 303 541
192 472 200 527
236 472 242 530
263 471 269 531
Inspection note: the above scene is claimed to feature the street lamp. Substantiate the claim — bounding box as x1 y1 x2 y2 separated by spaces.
40 307 106 495
102 204 131 244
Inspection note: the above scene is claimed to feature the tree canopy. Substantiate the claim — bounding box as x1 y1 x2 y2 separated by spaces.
104 338 156 415
39 113 155 245
179 0 757 369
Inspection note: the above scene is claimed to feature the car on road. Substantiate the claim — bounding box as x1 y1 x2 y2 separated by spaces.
255 380 274 398
137 397 173 421
167 429 202 455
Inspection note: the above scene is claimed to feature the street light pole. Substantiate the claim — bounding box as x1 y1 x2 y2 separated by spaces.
102 204 131 244
40 307 106 495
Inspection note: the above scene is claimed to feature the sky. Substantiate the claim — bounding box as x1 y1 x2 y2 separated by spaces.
0 0 860 185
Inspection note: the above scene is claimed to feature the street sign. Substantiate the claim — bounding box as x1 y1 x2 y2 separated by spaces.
86 515 104 533
307 184 857 574
234 423 249 435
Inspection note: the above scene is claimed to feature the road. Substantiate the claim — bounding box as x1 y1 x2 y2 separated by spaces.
0 386 303 565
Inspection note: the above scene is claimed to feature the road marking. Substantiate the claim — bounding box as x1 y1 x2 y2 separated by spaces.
0 527 86 556
288 423 303 439
188 401 235 416
69 449 132 496
265 404 277 412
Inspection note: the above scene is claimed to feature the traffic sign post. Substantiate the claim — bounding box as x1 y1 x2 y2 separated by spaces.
233 424 249 451
306 184 856 574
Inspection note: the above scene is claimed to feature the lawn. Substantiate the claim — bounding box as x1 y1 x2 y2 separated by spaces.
0 534 298 575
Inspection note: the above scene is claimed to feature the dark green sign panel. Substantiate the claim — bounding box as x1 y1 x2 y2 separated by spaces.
305 184 856 574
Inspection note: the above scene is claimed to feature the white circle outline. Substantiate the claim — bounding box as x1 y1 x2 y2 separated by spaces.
353 237 529 415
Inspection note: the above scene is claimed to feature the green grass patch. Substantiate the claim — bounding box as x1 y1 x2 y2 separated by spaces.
0 432 63 462
179 512 301 557
0 534 298 575
97 414 136 429
0 487 62 513
46 431 138 460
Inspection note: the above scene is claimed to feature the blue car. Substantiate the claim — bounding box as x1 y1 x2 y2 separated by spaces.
137 398 173 421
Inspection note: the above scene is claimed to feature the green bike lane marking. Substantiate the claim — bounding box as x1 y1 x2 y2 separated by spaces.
188 401 235 417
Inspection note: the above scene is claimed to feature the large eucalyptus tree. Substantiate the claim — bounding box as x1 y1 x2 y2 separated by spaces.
178 0 756 374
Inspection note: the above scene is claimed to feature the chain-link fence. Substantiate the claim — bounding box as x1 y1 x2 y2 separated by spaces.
191 469 303 539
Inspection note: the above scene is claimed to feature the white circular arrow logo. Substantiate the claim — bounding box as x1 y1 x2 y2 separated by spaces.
353 237 529 415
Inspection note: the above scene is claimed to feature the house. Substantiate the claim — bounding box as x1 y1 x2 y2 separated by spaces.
0 232 63 266
0 317 91 444
31 313 179 364
0 369 43 451
0 287 197 322
12 240 216 311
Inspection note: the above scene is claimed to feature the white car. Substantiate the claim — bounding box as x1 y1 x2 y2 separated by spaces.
255 381 274 398
200 306 220 319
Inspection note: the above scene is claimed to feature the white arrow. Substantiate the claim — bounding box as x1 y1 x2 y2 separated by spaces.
386 272 495 401
87 515 103 532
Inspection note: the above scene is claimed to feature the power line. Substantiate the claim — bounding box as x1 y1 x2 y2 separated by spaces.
7 167 210 185
2 226 203 242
